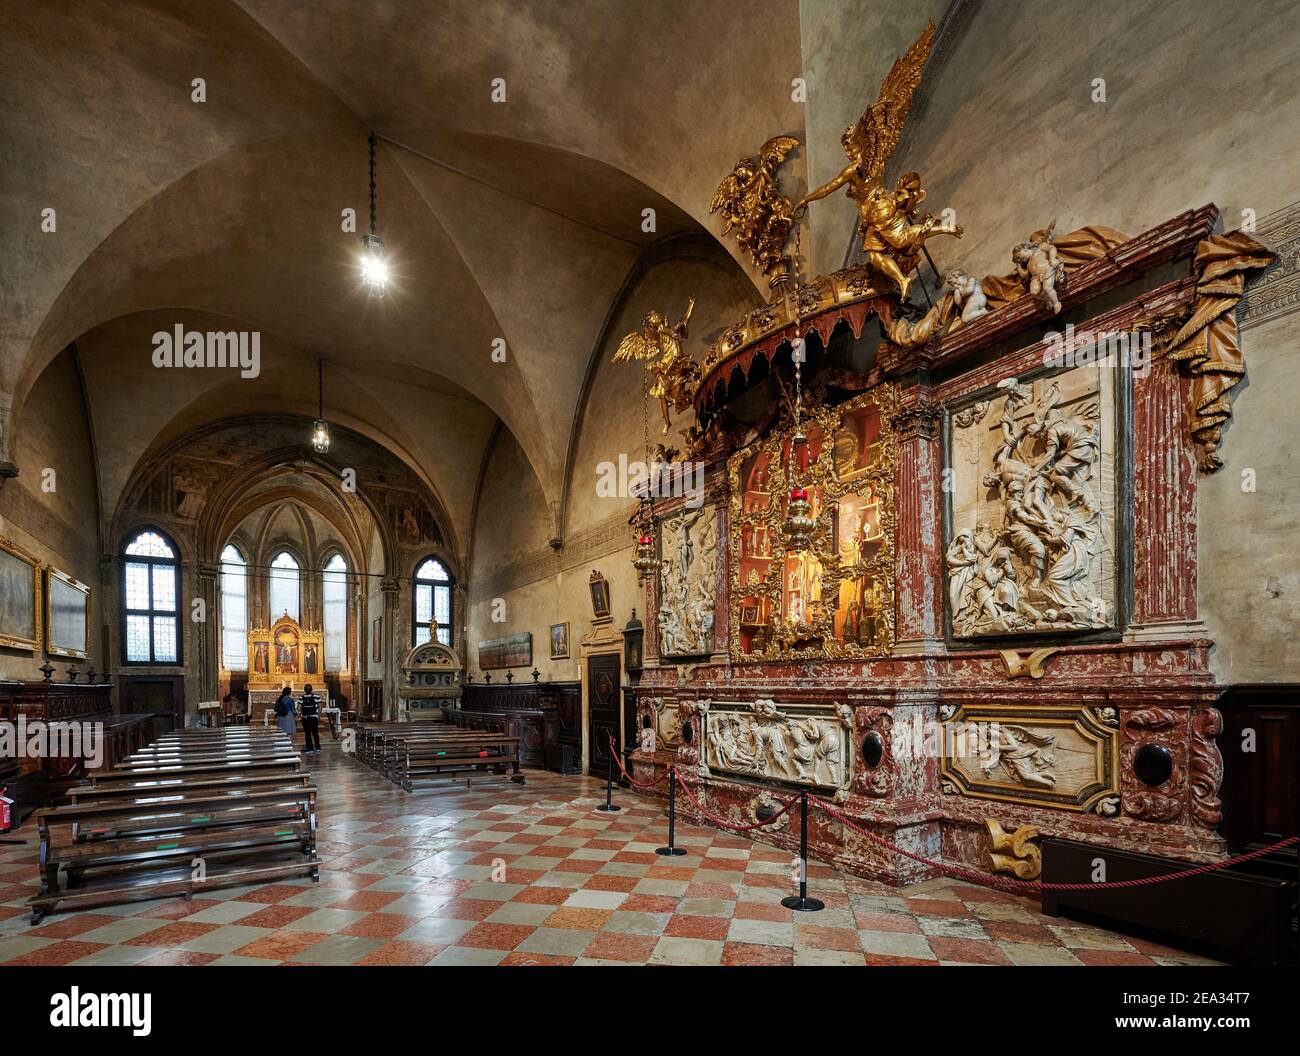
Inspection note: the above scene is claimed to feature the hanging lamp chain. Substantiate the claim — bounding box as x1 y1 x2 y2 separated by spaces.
318 358 324 419
368 130 378 236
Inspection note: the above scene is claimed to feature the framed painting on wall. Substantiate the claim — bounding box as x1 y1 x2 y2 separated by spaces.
478 632 532 670
0 537 40 651
44 566 91 660
588 570 611 620
372 616 382 662
550 621 570 659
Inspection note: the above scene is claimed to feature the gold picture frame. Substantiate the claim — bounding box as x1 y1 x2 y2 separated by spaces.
550 621 570 660
0 536 41 652
727 385 898 663
44 566 91 660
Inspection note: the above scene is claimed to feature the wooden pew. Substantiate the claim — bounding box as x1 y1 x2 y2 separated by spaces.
26 730 317 922
389 730 524 791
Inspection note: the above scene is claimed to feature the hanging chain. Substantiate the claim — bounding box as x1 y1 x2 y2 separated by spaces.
318 358 324 418
787 222 805 484
368 130 378 236
640 368 652 527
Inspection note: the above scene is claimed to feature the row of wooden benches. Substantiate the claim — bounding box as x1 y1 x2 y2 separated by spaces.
28 726 318 923
352 722 525 792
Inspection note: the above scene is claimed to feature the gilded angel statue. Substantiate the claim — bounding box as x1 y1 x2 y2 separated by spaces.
710 135 801 283
793 22 962 302
613 298 697 432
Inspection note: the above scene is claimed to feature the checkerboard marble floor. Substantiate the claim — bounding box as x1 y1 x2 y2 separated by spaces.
0 748 1219 966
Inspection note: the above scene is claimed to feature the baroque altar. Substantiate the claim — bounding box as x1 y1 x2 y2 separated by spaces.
623 23 1275 884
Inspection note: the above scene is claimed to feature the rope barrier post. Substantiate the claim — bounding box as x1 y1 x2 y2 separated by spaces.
655 767 687 857
596 742 621 813
781 790 824 912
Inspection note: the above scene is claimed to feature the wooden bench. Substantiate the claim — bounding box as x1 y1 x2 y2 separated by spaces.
27 730 317 922
389 731 524 791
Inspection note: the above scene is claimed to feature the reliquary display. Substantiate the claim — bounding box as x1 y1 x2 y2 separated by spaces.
729 387 897 662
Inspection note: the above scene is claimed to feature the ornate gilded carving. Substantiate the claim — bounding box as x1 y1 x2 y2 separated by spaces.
794 22 961 302
1159 231 1277 471
947 372 1115 638
657 506 718 658
613 299 698 433
728 386 897 662
940 703 1119 812
997 647 1059 680
704 699 852 793
984 819 1042 880
710 136 801 288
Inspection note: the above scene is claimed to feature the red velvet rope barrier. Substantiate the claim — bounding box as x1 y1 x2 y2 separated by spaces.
605 735 670 790
672 769 798 833
808 793 1300 894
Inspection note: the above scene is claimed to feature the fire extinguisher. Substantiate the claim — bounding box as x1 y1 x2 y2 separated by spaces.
0 786 14 835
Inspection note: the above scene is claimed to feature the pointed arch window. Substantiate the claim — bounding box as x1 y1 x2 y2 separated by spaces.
220 544 248 671
323 553 348 670
413 557 452 646
268 551 300 623
122 528 180 664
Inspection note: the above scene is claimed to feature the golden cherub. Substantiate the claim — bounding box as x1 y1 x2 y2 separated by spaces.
613 299 697 433
710 136 801 284
794 22 962 302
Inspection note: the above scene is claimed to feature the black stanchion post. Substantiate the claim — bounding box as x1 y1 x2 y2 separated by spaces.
596 742 621 812
655 766 687 857
781 790 824 912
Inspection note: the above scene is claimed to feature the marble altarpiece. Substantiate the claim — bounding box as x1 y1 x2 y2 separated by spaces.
619 26 1274 886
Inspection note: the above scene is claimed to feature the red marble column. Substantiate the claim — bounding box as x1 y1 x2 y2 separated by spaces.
891 399 944 652
1130 357 1200 633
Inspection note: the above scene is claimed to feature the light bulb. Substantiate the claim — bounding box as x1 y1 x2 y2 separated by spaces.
311 419 330 453
360 232 387 296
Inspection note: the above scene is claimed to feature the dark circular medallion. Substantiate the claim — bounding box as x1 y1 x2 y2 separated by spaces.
1133 743 1174 786
862 731 885 769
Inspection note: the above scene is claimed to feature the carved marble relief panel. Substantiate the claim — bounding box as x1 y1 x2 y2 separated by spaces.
701 698 852 793
649 696 683 749
657 504 718 658
940 703 1119 813
946 366 1119 639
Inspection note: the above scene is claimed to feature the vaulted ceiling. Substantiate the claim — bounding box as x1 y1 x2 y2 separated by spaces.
0 0 885 550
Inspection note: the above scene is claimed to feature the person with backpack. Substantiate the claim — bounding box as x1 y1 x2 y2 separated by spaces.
299 683 322 754
274 685 296 739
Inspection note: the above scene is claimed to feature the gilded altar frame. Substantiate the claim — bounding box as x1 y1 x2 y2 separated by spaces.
247 613 325 687
727 385 897 662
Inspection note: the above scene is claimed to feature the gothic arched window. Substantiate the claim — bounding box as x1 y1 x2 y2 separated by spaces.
323 553 348 670
122 528 180 664
413 557 452 646
220 544 247 671
268 551 300 622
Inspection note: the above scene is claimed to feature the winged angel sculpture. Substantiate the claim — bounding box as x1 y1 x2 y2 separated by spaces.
613 299 697 433
794 22 962 302
710 135 801 284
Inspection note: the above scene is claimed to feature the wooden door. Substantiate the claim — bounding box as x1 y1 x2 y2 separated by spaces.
119 676 183 739
586 653 621 776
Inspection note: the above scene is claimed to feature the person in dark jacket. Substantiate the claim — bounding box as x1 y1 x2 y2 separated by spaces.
300 683 322 754
274 686 296 737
